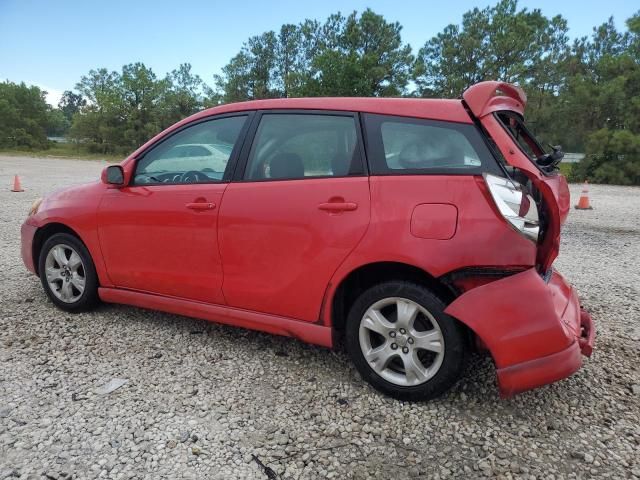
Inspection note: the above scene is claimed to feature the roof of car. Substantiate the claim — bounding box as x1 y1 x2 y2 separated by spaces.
204 97 470 123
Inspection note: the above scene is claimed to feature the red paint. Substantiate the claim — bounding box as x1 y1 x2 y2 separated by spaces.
496 341 583 398
22 181 113 287
410 203 458 240
96 183 227 304
321 175 537 316
446 269 577 367
218 177 370 322
471 95 570 272
445 268 590 396
98 287 332 347
20 83 594 397
463 81 527 117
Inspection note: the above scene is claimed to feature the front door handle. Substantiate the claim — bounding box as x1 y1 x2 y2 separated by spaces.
186 202 216 210
318 202 358 212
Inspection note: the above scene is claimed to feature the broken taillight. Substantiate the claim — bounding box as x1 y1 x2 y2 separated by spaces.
483 173 540 242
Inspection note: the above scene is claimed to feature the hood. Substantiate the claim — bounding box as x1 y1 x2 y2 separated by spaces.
43 180 102 205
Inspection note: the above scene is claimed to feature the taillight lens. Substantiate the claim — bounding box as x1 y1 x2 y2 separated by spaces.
483 173 540 242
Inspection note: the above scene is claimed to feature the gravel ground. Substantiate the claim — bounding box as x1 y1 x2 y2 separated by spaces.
1 155 639 480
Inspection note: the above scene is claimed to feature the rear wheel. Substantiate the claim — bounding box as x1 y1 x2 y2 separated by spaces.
345 281 466 401
38 233 99 312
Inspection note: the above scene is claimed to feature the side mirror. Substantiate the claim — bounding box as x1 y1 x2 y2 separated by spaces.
102 165 125 186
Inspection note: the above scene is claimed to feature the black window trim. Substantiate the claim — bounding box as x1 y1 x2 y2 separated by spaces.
361 113 503 177
130 111 255 186
232 109 369 183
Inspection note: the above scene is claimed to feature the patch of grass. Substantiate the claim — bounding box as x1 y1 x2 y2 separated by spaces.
0 142 124 162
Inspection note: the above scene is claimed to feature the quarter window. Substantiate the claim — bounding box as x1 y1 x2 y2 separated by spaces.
134 115 247 185
244 114 362 180
364 114 497 175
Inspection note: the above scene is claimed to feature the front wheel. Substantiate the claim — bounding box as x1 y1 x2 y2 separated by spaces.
345 281 466 401
38 232 99 312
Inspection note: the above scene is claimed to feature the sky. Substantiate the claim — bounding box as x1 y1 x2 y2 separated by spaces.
0 0 637 106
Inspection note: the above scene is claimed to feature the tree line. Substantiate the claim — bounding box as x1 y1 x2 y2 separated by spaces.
1 0 638 184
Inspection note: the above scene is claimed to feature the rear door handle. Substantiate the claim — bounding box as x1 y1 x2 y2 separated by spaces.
318 202 358 212
186 202 216 210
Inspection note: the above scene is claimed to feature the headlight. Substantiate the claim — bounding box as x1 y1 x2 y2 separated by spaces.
28 197 43 216
483 173 540 242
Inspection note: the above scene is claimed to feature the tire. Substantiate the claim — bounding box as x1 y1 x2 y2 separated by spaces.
38 232 99 312
345 281 466 401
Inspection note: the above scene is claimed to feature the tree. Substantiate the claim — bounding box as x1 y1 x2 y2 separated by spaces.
545 12 640 152
58 91 86 123
572 129 640 184
214 9 414 101
70 64 168 153
0 81 51 148
214 51 254 102
303 9 414 97
275 24 304 97
160 63 206 125
120 62 166 148
214 32 278 101
71 68 124 152
46 109 68 137
568 12 640 182
413 0 570 98
69 62 209 154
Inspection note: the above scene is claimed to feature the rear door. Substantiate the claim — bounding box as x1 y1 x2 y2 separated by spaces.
219 111 370 322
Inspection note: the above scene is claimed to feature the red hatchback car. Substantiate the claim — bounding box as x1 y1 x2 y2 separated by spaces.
21 81 594 400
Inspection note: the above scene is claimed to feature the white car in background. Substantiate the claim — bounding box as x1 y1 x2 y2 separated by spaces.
148 143 232 180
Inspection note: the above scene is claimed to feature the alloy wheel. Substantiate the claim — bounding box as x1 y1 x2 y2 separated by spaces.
358 297 445 387
44 244 86 303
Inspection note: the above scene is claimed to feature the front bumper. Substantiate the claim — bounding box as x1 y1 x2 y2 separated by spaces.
21 221 38 274
445 268 595 397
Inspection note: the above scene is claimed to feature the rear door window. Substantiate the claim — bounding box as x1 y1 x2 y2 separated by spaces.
243 113 364 180
363 114 499 175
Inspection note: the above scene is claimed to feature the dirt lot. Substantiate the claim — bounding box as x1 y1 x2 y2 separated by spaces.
1 155 639 480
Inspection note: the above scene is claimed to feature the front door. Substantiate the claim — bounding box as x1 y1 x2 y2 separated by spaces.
219 112 371 321
97 114 250 304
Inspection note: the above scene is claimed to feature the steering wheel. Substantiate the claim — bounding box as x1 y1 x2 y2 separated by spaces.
180 170 209 183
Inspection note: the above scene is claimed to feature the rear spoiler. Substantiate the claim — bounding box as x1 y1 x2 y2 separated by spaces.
462 81 527 118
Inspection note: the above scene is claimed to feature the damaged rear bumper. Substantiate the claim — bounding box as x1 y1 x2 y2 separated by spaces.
497 308 594 397
445 268 595 397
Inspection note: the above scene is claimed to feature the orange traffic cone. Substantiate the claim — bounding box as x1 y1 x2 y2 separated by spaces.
11 175 24 192
574 180 592 210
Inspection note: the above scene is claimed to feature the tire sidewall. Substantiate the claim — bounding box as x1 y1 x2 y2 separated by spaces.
38 232 99 312
345 281 466 401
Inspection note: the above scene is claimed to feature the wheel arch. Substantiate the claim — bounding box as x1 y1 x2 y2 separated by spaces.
32 223 86 275
329 261 458 335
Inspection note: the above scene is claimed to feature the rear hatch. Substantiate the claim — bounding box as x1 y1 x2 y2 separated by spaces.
463 81 570 272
